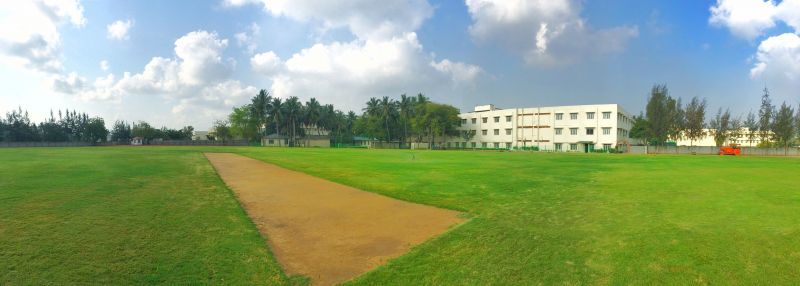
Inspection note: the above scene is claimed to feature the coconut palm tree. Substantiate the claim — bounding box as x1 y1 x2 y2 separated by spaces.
267 97 283 137
398 93 413 145
283 96 302 146
378 96 396 141
304 98 321 135
250 89 271 138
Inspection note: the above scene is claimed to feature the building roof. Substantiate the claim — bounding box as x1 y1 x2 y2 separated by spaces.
353 136 376 141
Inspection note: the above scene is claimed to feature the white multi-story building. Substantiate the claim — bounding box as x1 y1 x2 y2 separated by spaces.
675 128 768 147
447 104 635 152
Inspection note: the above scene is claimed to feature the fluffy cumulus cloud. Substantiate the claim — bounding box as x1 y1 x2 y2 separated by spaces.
58 30 254 124
250 51 282 75
465 0 638 66
709 0 800 40
226 0 483 111
0 0 86 73
106 19 134 40
710 0 800 90
750 33 800 82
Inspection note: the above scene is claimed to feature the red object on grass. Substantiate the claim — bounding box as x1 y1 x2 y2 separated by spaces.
719 144 741 156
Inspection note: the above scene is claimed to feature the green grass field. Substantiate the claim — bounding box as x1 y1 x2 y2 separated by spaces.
2 147 799 285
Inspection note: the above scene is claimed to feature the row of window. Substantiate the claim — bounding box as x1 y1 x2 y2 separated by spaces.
472 128 514 136
554 143 614 151
463 111 625 124
555 111 614 121
450 142 513 148
468 127 628 137
554 127 613 136
461 115 514 125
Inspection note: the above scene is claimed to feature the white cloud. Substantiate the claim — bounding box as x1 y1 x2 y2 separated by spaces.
100 60 109 71
0 0 86 74
51 72 87 94
750 33 800 81
465 0 638 66
223 0 433 40
430 59 482 86
251 51 282 75
268 33 482 110
227 0 484 111
50 30 252 127
709 0 800 39
709 0 800 95
709 0 778 40
173 30 233 85
106 19 134 41
234 22 260 54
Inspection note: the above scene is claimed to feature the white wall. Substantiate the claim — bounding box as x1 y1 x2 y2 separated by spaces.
448 104 634 151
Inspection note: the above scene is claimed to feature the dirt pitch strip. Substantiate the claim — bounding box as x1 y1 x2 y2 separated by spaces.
205 153 464 285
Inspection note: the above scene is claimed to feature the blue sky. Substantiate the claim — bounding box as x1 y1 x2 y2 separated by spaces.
1 0 798 129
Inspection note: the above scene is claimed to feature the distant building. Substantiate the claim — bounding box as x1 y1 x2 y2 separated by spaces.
446 104 634 152
131 137 144 145
675 128 768 147
263 134 289 147
262 133 330 147
192 131 209 140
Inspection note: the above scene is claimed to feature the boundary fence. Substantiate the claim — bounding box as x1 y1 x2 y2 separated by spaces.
0 140 250 148
628 145 800 156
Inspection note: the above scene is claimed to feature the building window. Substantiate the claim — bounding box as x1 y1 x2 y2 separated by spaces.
570 143 577 151
471 142 476 148
603 144 612 151
555 128 563 135
505 128 512 135
555 113 563 120
506 115 512 122
471 118 477 124
482 142 488 148
603 112 611 119
587 112 595 120
505 142 512 149
602 127 611 135
494 116 500 123
493 142 500 148
555 143 563 151
586 128 594 135
570 113 578 120
482 129 488 135
570 128 578 135
268 139 274 144
482 117 488 123
494 129 500 135
461 118 467 124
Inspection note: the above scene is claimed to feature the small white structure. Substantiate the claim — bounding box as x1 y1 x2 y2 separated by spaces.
192 131 209 140
131 137 144 145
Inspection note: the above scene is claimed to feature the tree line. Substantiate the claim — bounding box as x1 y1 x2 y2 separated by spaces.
215 90 462 147
0 108 195 144
631 85 800 148
0 108 107 143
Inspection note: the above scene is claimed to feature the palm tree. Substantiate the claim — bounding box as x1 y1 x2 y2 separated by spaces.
283 96 302 146
267 97 283 137
378 96 396 141
250 89 271 138
304 98 321 135
363 97 380 116
399 94 413 146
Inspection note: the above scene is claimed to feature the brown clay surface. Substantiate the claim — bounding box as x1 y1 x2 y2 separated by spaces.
204 153 463 286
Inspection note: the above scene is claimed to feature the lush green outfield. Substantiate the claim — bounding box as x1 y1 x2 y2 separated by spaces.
2 147 799 285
